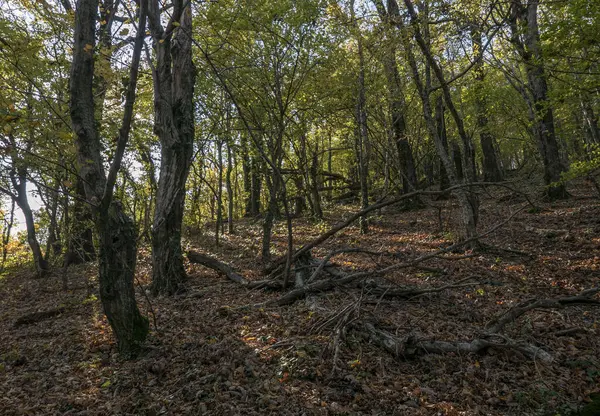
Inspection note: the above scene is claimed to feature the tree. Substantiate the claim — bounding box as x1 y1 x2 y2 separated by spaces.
508 0 568 199
147 0 196 295
69 0 148 356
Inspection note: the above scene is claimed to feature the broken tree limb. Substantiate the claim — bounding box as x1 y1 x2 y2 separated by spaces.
362 322 553 363
14 306 67 327
486 287 600 334
364 276 481 298
186 251 248 285
270 206 526 306
268 181 523 272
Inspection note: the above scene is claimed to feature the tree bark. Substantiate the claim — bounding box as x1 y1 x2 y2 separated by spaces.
374 0 418 194
149 0 196 295
70 0 148 356
472 26 502 182
351 0 370 234
509 0 567 199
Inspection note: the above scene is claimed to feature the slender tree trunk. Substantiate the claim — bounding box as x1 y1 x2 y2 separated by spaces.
309 146 323 219
19 193 48 276
472 26 502 182
351 0 369 234
1 199 15 271
435 96 450 191
226 142 234 234
149 1 196 295
510 0 567 199
385 0 478 245
374 0 418 193
215 140 223 246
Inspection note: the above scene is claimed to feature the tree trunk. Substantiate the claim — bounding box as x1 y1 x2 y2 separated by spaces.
472 26 502 182
1 199 15 271
149 0 196 295
98 203 149 356
352 0 369 234
70 0 148 356
374 2 418 193
226 142 234 234
435 96 451 191
65 178 96 266
510 0 567 199
19 193 48 276
215 139 224 246
309 147 323 219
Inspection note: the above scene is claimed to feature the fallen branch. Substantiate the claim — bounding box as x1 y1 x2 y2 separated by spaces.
268 181 523 271
362 322 553 363
187 251 247 285
486 287 600 334
14 306 67 327
271 206 526 306
364 276 481 298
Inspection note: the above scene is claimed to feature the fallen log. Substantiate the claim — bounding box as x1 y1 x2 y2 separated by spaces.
362 322 553 363
14 306 67 327
187 251 247 285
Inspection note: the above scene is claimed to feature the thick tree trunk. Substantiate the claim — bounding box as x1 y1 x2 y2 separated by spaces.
70 0 148 356
98 203 148 357
149 1 196 295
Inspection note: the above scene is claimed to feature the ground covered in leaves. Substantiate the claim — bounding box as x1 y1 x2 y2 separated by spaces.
1 182 599 415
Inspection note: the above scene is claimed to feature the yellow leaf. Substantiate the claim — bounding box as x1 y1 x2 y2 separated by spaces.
172 21 180 27
159 39 165 44
83 43 93 52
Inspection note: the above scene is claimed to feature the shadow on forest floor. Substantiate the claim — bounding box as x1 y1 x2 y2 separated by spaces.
1 180 599 415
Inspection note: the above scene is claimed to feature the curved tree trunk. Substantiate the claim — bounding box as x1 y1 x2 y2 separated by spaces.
98 202 149 356
70 0 148 356
149 0 196 295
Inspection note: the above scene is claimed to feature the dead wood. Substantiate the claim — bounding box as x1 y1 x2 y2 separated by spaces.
267 181 524 272
486 287 600 334
270 206 524 307
363 276 481 298
14 306 67 327
187 251 247 285
361 322 553 363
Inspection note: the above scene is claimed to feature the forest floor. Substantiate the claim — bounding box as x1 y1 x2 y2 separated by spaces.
1 180 599 416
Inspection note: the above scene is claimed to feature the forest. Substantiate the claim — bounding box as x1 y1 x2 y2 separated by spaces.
0 0 599 414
